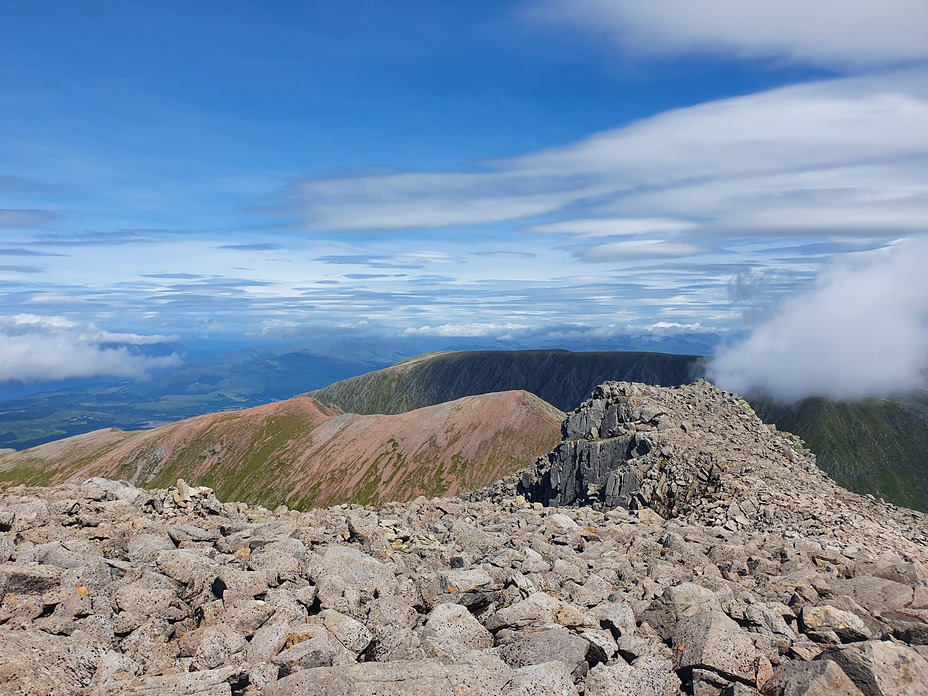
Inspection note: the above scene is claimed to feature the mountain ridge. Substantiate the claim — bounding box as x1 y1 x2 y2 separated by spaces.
0 349 388 450
311 349 928 511
309 349 703 414
0 390 564 509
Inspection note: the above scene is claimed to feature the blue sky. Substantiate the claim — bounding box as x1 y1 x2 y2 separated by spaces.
1 1 928 397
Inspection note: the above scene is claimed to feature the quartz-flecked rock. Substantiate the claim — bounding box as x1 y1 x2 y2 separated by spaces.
310 545 396 613
501 661 580 696
421 602 493 655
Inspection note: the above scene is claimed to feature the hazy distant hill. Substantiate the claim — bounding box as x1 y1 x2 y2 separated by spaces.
0 390 563 509
311 350 928 511
309 349 702 414
0 349 387 450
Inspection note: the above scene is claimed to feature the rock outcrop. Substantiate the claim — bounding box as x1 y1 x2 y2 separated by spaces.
473 381 883 536
519 380 738 515
1 381 927 695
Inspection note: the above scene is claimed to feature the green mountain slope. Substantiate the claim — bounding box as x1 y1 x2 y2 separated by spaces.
309 349 702 414
752 394 928 512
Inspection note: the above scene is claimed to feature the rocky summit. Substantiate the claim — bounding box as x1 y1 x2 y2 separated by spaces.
1 382 928 695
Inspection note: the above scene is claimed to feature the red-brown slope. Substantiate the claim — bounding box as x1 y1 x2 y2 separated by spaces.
0 391 564 509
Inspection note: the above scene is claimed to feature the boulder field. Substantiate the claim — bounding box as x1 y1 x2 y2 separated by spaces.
1 381 927 695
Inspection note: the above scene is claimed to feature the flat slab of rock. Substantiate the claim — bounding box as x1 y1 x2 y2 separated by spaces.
263 652 513 695
800 606 872 643
499 626 600 678
672 610 759 683
89 666 245 696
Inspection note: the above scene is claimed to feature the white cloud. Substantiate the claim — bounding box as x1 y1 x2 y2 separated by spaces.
394 320 723 356
290 72 928 251
246 319 303 338
402 322 533 338
533 0 928 69
0 314 181 383
708 237 928 401
514 76 928 182
293 172 584 231
527 218 696 237
642 321 715 335
575 240 702 262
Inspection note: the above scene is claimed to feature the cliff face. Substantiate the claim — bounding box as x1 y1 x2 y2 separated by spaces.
1 382 927 695
0 391 564 509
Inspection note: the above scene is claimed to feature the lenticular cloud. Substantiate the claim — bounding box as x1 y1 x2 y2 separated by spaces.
708 237 928 402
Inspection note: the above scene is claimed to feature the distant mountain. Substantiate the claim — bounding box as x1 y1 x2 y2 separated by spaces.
0 391 563 509
4 345 925 511
311 350 928 511
309 349 703 414
0 349 388 450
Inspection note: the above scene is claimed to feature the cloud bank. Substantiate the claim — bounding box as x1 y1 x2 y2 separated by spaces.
534 0 928 69
709 238 928 401
290 71 928 259
3 2 926 353
0 314 182 383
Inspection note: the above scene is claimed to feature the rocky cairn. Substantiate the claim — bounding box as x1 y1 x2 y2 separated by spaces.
2 382 928 695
